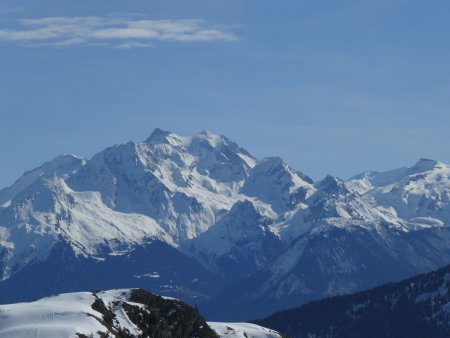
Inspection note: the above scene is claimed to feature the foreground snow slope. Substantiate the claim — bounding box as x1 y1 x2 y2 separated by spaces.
0 291 105 338
209 322 282 338
0 288 282 338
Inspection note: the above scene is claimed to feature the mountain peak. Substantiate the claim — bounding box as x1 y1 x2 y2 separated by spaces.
145 129 228 149
198 129 215 137
0 153 86 205
49 154 86 169
260 156 284 168
145 128 173 144
242 157 315 213
255 157 314 183
192 130 228 148
317 175 348 194
410 158 439 173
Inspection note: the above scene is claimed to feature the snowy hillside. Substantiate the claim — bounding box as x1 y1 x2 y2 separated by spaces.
1 129 450 319
0 288 282 338
209 322 282 338
350 158 450 225
184 200 285 281
242 157 315 214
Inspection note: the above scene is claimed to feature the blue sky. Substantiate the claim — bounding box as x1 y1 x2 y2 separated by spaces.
1 0 450 187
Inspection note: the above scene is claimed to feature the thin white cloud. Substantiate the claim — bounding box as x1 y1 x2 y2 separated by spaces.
114 42 153 49
0 16 237 48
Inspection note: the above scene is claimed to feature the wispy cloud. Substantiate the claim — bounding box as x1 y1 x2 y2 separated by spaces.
0 16 237 48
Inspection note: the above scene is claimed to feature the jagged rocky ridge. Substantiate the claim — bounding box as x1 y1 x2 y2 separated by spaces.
0 288 282 338
254 263 450 338
1 129 450 319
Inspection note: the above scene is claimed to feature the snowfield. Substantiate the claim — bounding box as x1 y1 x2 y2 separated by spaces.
0 292 107 338
208 322 282 338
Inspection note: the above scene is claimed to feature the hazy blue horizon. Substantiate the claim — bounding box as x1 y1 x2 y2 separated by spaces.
2 0 450 188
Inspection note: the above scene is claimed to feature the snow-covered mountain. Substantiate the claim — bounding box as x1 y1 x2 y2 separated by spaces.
350 158 450 225
0 154 86 207
69 128 257 243
0 288 282 338
242 157 315 214
1 129 450 320
183 200 285 282
205 160 450 319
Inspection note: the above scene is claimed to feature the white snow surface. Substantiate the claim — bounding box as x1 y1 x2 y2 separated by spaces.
0 291 103 338
242 157 316 213
0 176 172 279
0 289 280 338
0 154 86 206
350 158 450 224
208 322 282 338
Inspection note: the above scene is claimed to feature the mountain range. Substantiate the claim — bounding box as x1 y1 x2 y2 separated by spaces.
1 129 450 319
